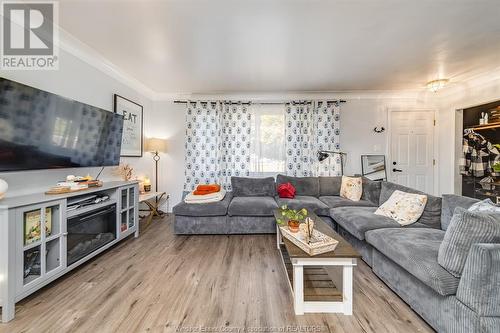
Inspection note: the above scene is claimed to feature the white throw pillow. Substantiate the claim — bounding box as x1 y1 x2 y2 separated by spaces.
374 190 428 226
340 176 362 201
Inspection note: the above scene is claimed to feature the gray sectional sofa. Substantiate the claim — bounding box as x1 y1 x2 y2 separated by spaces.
173 175 500 333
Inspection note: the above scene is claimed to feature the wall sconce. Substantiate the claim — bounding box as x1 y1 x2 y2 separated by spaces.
373 126 385 133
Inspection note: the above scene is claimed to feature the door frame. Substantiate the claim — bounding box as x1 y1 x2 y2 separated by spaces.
386 109 439 195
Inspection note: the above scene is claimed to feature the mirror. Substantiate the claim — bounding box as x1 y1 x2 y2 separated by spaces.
361 155 387 181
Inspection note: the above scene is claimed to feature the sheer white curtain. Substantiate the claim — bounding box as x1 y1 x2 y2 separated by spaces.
248 104 286 177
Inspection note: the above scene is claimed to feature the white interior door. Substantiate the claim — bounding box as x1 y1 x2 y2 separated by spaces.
390 111 434 193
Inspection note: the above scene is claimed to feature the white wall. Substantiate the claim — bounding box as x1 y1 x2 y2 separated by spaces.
0 47 158 204
148 101 186 210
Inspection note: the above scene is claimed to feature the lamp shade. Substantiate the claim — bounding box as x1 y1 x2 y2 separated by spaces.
145 138 167 153
0 178 8 200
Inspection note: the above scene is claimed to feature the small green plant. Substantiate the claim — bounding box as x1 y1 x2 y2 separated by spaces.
276 205 308 225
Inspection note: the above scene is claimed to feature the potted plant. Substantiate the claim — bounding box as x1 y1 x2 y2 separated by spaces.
276 205 308 233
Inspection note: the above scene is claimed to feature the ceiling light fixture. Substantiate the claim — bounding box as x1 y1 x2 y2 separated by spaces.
426 79 449 92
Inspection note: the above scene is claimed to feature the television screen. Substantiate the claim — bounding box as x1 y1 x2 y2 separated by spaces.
0 78 124 172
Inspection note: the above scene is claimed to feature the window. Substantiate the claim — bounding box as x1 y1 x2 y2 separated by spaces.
249 104 286 177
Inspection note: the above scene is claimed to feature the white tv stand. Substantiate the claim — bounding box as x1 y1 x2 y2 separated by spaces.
0 181 139 323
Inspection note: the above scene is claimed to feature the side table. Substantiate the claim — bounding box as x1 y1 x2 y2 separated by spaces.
139 192 168 227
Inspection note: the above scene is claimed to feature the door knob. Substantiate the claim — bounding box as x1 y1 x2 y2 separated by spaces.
393 168 403 172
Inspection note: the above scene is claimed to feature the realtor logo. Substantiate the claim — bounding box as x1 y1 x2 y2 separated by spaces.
1 1 59 70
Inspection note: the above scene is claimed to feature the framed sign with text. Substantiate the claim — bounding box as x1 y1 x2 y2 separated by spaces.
114 94 143 157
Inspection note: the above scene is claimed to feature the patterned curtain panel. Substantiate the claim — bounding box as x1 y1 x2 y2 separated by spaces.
219 102 252 189
284 101 341 176
184 101 251 191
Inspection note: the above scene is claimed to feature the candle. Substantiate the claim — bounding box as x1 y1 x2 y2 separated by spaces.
143 177 151 192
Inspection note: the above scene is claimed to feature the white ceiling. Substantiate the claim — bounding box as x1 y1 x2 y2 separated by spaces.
59 0 500 94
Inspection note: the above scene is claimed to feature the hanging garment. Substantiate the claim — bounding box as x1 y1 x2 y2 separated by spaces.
460 130 500 177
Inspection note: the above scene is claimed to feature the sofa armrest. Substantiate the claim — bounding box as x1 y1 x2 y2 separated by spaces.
456 243 500 317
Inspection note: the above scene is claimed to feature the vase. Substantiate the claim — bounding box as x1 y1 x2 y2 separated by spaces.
288 220 300 233
0 178 8 200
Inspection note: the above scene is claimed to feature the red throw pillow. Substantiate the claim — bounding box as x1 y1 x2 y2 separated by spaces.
278 182 296 199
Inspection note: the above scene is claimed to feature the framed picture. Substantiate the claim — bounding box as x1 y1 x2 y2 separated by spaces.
114 94 143 157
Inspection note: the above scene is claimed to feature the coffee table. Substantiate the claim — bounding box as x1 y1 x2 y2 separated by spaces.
274 210 360 315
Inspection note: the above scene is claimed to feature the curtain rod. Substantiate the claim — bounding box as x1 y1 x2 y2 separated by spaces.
173 100 347 105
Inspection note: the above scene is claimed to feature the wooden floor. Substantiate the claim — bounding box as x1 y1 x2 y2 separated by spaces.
0 216 434 333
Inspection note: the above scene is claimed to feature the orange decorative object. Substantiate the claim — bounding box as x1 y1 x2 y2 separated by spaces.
193 184 221 195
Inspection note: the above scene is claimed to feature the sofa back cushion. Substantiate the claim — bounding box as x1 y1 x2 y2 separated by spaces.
380 181 442 229
231 177 276 197
361 177 382 205
438 207 500 277
441 194 480 231
319 176 342 196
276 174 320 197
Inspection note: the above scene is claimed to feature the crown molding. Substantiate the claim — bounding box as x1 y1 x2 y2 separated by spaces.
58 28 157 100
154 89 437 102
436 66 500 100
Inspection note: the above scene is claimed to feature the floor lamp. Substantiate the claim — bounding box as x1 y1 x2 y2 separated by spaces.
145 137 167 200
317 150 347 175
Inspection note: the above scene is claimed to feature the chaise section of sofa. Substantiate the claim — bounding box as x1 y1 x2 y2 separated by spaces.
173 191 233 234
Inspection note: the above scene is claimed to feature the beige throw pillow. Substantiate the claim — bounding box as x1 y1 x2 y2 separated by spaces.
340 176 363 201
374 190 427 226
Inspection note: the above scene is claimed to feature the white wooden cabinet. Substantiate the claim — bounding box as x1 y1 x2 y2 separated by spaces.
0 181 139 323
118 185 139 239
14 199 66 296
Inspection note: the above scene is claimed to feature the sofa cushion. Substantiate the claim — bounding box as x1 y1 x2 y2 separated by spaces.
468 198 500 213
231 177 276 197
319 196 377 209
441 194 479 231
275 195 329 216
374 190 428 226
276 174 320 197
366 228 460 296
319 176 342 196
438 207 500 277
228 196 278 217
340 176 363 201
361 178 382 205
173 192 233 217
380 182 442 229
331 207 401 240
331 206 429 240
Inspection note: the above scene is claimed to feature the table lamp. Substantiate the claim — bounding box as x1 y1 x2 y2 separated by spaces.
145 138 167 193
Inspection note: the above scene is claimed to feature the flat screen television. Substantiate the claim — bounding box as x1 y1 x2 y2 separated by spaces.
0 78 124 172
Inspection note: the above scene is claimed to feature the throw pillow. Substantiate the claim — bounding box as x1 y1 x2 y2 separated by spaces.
468 198 500 213
278 182 296 199
438 207 500 277
374 190 427 226
340 176 363 201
